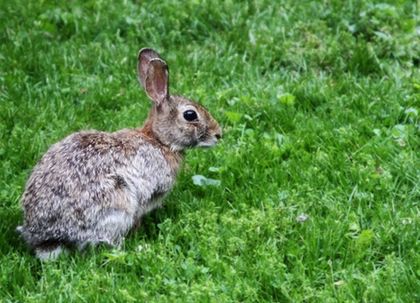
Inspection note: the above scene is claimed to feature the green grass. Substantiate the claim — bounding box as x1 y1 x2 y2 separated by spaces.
1 0 419 301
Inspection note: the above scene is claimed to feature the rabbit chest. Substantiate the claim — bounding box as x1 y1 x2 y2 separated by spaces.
114 141 182 218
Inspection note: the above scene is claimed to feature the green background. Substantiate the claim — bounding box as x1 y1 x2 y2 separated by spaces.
0 0 418 302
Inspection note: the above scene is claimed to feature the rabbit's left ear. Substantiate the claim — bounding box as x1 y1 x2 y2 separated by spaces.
138 48 169 105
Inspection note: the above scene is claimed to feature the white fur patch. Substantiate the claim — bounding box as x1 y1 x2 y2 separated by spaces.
197 137 217 147
35 246 63 261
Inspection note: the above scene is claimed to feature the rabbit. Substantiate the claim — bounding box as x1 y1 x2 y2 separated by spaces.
17 48 222 260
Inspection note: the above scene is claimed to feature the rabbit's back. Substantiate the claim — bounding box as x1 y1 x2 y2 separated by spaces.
20 129 181 248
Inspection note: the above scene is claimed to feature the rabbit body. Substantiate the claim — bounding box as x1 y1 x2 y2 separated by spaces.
18 48 221 259
19 129 181 253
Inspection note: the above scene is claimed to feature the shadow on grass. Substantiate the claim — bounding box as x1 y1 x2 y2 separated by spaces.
0 207 28 256
129 200 180 242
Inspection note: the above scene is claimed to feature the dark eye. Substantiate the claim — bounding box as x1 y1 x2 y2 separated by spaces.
183 110 198 121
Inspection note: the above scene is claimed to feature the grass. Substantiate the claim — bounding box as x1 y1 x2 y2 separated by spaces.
0 0 419 301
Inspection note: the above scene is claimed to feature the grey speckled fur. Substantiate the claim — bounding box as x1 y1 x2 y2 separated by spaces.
18 48 222 260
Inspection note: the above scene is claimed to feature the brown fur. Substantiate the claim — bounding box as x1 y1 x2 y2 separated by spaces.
17 48 221 260
138 119 183 173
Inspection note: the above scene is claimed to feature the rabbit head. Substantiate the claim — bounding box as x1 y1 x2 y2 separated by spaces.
138 48 222 152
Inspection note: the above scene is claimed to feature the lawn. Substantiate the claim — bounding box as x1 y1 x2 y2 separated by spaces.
0 0 419 302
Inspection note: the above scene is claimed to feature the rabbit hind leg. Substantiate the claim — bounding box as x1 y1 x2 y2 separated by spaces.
87 209 134 249
34 241 64 261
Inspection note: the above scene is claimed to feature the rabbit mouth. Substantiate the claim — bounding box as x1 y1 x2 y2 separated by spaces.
197 136 218 148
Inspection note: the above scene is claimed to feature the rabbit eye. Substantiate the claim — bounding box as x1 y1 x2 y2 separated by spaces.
183 110 198 121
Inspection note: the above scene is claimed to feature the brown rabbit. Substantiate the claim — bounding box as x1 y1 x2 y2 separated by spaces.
17 48 222 260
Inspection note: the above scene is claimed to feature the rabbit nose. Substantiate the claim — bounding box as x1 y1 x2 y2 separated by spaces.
213 123 222 140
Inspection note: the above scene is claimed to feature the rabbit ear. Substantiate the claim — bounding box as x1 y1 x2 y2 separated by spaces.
138 48 169 105
138 48 161 88
145 58 169 105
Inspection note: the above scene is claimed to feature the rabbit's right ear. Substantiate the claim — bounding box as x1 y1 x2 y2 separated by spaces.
138 48 169 105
